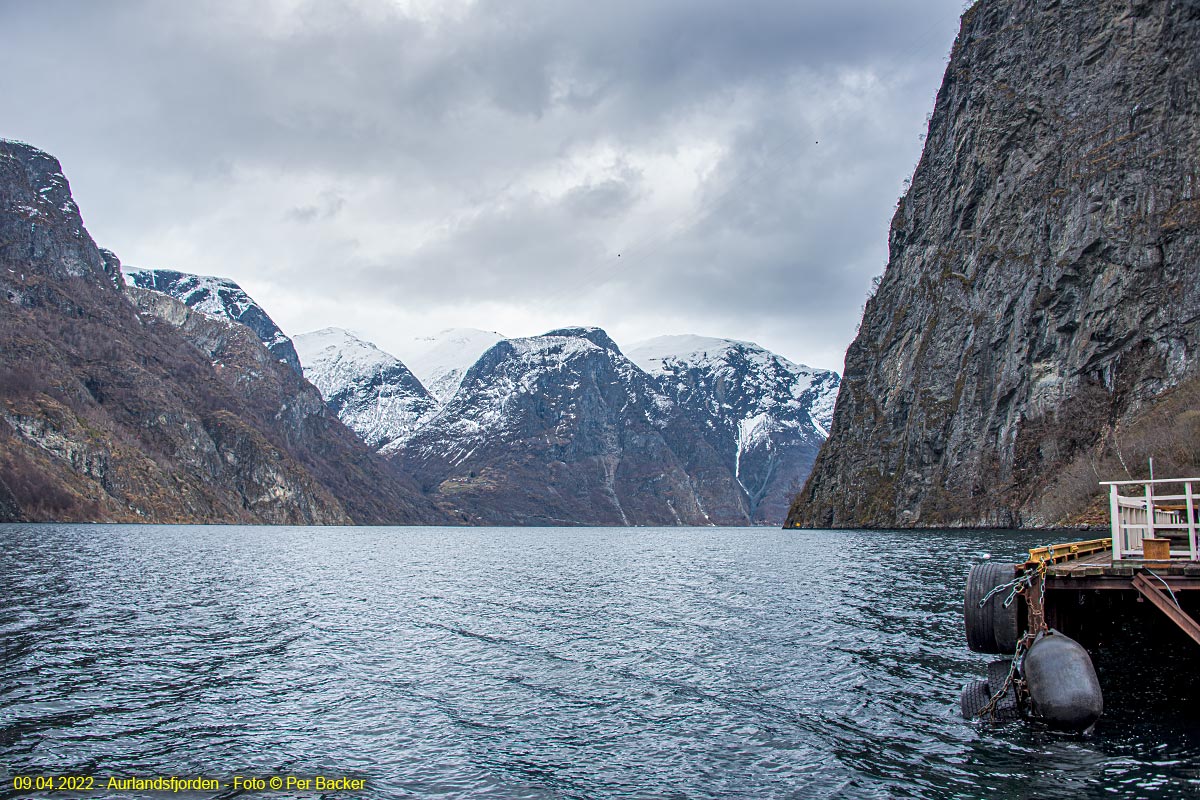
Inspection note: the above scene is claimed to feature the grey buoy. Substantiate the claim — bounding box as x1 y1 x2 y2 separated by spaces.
1022 629 1103 732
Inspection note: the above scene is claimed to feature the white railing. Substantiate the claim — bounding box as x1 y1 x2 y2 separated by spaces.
1101 478 1200 561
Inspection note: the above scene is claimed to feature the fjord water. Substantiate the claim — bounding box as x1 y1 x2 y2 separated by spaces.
2 526 1197 799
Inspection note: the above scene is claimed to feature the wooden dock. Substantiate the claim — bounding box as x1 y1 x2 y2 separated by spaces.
1020 535 1200 646
1038 542 1200 582
961 480 1200 725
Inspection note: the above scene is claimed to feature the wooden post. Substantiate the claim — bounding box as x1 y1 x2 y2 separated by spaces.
1132 573 1200 645
1188 480 1197 561
1025 568 1046 634
1110 484 1123 560
1145 480 1156 545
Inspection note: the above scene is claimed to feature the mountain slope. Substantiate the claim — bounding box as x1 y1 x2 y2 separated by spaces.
398 328 505 403
294 327 438 450
123 266 303 375
628 335 839 524
393 327 744 525
0 139 444 525
789 0 1200 528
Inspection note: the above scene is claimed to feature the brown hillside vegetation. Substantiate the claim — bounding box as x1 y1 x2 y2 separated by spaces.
1029 372 1200 526
0 140 445 525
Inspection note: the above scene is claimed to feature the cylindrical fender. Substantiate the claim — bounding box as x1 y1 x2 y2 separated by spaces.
1022 629 1104 732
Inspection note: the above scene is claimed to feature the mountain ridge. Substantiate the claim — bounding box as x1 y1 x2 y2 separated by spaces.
122 266 303 375
0 138 446 525
628 334 839 523
294 327 438 451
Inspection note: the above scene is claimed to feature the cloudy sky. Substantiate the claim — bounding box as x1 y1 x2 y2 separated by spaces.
1 0 965 370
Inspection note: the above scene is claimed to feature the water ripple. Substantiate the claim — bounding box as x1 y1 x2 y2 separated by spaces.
1 524 1198 799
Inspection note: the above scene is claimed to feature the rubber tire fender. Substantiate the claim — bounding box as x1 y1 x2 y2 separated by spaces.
960 679 992 719
985 659 1021 721
964 562 1020 654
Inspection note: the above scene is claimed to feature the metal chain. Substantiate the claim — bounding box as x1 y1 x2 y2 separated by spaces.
977 546 1054 611
974 557 1052 722
977 573 1028 609
975 636 1029 721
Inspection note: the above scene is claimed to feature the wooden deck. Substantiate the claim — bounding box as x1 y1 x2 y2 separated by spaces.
983 489 1200 656
1047 549 1200 579
1021 538 1200 644
1026 542 1200 591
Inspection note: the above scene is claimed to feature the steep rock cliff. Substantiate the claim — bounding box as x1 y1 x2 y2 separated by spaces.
123 266 303 375
789 0 1200 528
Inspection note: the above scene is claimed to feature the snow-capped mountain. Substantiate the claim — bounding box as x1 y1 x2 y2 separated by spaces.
296 324 839 525
122 267 302 375
396 328 505 403
627 335 841 524
293 328 438 451
393 326 747 525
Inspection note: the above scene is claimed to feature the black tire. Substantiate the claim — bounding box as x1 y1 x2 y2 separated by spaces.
986 659 1013 689
964 562 1020 654
960 679 992 719
985 659 1021 721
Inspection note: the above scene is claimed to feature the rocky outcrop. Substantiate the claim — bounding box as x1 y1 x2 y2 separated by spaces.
294 327 438 450
628 335 839 524
0 139 445 525
123 266 303 375
789 0 1200 528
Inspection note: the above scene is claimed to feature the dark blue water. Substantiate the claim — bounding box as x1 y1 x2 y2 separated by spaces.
1 525 1197 799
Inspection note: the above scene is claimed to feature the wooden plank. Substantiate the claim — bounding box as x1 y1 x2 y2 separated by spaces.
1046 576 1200 590
1146 482 1157 540
1044 548 1114 577
1026 538 1112 567
1187 481 1197 561
1132 573 1200 645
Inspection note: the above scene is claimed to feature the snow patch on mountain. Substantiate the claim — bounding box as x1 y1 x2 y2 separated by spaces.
395 327 505 403
399 329 675 461
627 334 839 439
123 267 302 374
294 327 437 450
627 334 840 523
807 385 837 437
404 333 603 458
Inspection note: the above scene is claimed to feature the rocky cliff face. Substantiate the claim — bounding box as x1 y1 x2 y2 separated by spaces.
789 0 1200 528
0 139 444 525
294 327 438 450
123 266 303 375
628 335 839 524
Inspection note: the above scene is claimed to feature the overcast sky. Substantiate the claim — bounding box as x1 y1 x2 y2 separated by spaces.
1 0 965 370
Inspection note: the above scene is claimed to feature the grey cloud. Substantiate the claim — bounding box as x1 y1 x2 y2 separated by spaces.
286 192 347 224
0 0 965 367
563 174 643 220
